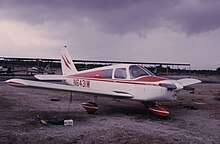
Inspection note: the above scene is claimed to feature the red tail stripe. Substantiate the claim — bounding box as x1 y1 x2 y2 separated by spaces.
64 55 71 64
62 55 71 70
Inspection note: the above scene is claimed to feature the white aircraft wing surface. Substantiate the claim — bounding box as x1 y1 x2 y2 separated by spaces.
177 78 201 87
34 75 64 80
5 79 133 99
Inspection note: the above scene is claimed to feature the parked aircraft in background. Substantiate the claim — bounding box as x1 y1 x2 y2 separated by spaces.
27 64 55 75
5 47 201 117
0 66 9 73
0 66 14 74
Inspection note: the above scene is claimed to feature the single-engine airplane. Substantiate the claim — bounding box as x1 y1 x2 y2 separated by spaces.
0 65 22 74
27 64 55 75
0 66 11 74
5 47 201 117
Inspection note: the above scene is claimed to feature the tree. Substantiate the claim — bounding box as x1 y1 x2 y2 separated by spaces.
217 67 220 75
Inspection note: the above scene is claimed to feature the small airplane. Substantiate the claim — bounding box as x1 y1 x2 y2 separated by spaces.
0 65 15 74
5 47 201 117
27 64 55 75
0 66 9 73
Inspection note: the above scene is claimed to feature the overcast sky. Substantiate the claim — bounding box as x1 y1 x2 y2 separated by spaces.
0 0 220 69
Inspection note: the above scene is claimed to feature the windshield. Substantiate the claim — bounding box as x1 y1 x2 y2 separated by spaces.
129 65 155 79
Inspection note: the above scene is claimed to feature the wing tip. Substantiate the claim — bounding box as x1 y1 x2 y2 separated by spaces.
5 79 28 87
178 78 202 87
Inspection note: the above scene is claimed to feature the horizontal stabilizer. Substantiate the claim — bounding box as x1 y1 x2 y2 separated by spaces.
5 79 133 99
177 78 201 87
35 75 64 80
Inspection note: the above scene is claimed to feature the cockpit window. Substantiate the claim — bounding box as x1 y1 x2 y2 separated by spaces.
129 65 154 79
114 68 127 79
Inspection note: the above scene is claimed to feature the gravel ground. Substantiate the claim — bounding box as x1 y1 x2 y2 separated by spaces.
0 79 220 144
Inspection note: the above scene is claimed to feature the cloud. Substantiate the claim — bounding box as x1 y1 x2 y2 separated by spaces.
167 0 220 34
1 0 220 35
0 0 220 69
0 20 64 57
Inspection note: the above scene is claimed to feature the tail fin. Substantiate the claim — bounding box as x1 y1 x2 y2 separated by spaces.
60 47 78 75
44 64 50 71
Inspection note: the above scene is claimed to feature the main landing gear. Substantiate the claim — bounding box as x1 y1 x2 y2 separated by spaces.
81 102 98 114
142 102 170 117
68 92 169 117
81 96 98 114
68 92 99 114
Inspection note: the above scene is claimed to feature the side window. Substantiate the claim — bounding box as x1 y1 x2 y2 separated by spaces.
102 69 113 79
114 68 127 79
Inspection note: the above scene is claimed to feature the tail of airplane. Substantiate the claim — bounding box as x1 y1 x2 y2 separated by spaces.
44 64 50 71
60 47 78 75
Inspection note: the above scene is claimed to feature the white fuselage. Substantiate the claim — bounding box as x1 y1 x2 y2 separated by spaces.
64 64 178 102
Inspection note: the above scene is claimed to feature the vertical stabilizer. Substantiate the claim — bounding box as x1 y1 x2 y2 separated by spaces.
44 64 50 71
60 47 78 75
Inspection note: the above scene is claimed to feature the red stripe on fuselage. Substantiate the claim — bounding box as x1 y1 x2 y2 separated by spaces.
65 68 166 86
65 75 164 86
136 76 167 82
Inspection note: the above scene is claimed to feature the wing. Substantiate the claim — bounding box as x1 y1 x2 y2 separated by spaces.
159 78 201 91
5 79 133 99
34 75 64 80
177 78 201 87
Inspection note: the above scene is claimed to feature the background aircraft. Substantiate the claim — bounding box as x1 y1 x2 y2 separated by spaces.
26 64 55 75
6 47 201 117
0 66 9 73
0 65 21 74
